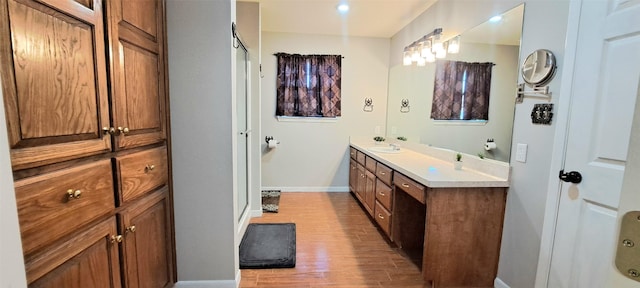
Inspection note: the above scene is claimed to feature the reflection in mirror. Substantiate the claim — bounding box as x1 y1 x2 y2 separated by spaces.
386 4 524 162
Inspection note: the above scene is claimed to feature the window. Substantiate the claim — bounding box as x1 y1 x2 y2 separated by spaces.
431 60 494 121
275 53 342 117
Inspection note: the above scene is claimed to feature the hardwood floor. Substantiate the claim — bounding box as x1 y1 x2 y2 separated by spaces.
240 192 430 288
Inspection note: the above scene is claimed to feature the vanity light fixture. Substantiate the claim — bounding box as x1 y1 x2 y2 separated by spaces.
402 28 460 66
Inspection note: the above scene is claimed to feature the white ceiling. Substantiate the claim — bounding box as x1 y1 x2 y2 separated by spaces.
460 5 524 46
250 0 437 38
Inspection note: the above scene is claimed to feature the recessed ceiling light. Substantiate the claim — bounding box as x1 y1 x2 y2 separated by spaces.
489 15 502 23
337 3 349 13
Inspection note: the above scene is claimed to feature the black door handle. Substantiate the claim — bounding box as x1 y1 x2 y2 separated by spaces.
559 170 582 184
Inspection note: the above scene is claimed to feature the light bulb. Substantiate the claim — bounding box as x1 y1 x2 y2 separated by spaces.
425 51 436 63
403 49 412 66
416 57 426 66
435 48 447 59
448 36 460 54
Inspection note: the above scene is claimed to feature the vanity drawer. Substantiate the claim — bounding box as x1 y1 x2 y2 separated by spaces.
117 146 168 203
376 162 393 186
374 200 392 237
350 147 357 159
394 173 425 204
365 156 377 172
356 150 366 165
375 179 393 210
15 160 115 255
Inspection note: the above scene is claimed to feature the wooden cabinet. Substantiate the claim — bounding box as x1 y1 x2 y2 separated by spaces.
105 0 167 150
349 159 357 193
355 163 366 203
26 217 121 287
0 0 112 170
120 188 172 288
363 169 376 216
0 0 174 286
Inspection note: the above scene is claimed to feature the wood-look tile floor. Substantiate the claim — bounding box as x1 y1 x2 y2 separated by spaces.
240 192 430 288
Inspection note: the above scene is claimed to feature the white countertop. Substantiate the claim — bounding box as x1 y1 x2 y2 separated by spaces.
350 140 510 188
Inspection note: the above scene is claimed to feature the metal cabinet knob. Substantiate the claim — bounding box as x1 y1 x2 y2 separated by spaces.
126 225 137 233
67 189 82 200
110 235 123 243
117 127 130 135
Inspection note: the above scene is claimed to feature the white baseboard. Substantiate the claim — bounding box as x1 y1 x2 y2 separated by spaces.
174 280 237 288
250 209 262 217
261 186 349 193
494 277 510 288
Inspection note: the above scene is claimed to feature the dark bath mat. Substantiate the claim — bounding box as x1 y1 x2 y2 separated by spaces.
261 190 281 213
239 223 296 269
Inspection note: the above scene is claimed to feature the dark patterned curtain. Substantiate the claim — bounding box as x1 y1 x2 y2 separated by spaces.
431 60 493 120
275 53 342 117
462 62 493 120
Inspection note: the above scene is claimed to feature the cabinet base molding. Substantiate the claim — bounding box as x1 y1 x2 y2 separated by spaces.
174 280 237 288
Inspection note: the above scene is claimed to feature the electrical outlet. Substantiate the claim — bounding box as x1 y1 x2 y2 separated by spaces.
516 143 528 163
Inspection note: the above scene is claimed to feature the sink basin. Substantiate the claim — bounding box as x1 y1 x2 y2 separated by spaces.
368 146 401 154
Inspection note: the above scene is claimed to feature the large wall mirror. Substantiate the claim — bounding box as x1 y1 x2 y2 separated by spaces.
386 4 524 162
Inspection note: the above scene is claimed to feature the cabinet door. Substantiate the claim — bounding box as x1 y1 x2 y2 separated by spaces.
355 163 366 203
27 217 121 288
0 0 111 170
364 170 376 216
106 0 167 150
119 188 173 288
349 159 357 193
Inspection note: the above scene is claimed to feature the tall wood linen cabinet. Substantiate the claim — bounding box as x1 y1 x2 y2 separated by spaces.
0 0 175 287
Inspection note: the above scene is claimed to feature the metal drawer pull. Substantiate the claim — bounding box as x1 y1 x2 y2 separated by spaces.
378 214 385 220
126 225 137 233
145 164 155 172
66 189 82 200
110 235 123 243
379 171 386 175
401 183 410 188
379 191 386 196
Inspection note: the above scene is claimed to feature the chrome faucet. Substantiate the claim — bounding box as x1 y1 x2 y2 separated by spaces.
389 143 401 151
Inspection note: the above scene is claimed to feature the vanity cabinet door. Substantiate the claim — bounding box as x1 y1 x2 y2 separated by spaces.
355 164 366 203
363 169 376 216
349 159 357 193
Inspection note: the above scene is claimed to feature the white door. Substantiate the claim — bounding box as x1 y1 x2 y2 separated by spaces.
547 0 640 287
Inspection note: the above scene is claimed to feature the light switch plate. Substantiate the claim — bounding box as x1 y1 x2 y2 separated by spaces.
516 143 528 163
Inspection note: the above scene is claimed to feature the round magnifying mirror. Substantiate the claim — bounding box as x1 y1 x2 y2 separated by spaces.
521 49 557 86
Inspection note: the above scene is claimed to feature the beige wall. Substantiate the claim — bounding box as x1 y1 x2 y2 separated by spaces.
167 0 238 283
260 32 390 191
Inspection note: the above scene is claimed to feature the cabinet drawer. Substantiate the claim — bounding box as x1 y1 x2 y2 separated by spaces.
376 162 393 186
375 179 393 210
117 146 168 203
15 160 115 255
365 156 377 172
394 173 425 204
374 200 392 237
349 147 356 159
356 150 365 165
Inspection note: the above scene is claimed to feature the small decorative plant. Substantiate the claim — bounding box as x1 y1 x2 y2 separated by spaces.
477 153 485 159
373 136 386 142
454 153 463 170
396 136 407 141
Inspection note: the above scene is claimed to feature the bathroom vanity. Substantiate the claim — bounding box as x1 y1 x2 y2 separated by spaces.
349 139 509 287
